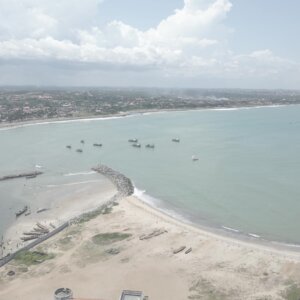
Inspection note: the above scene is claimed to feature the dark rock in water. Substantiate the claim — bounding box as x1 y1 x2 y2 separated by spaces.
7 270 15 276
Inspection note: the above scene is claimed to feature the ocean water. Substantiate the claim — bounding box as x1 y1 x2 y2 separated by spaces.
0 105 300 244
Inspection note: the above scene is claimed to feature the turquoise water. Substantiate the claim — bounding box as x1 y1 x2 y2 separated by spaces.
1 105 300 244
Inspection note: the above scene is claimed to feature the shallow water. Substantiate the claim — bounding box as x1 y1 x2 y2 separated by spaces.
1 105 300 244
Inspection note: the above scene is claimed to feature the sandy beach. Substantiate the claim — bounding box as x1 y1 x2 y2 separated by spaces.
1 177 117 258
1 193 300 300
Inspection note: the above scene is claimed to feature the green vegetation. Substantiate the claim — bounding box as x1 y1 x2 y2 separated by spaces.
92 232 132 246
283 283 300 300
14 250 55 266
188 279 229 300
78 205 113 224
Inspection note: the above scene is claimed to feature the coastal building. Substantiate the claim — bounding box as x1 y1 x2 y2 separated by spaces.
120 290 147 300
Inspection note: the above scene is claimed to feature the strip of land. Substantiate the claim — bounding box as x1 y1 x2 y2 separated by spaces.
1 192 300 299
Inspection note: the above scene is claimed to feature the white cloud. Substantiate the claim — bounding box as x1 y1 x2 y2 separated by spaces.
0 0 298 87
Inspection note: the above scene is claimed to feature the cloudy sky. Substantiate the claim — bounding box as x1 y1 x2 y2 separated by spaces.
0 0 299 88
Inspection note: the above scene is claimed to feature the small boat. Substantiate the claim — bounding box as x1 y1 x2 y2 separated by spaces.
16 206 28 217
192 155 199 161
132 143 141 148
172 138 180 143
21 236 39 242
145 144 155 149
36 208 48 214
173 246 186 254
76 149 83 153
93 143 102 147
185 247 192 254
128 138 138 143
66 145 72 149
80 140 85 144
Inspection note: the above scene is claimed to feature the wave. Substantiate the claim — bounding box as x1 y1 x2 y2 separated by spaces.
63 171 96 177
221 226 240 233
248 233 261 238
47 179 100 187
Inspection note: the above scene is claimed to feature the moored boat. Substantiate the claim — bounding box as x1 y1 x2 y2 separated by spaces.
132 143 141 148
66 145 72 149
16 206 28 217
128 138 138 143
172 138 180 142
145 144 155 149
93 143 102 147
76 149 83 153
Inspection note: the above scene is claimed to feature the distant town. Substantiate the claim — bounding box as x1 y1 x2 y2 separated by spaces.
0 87 300 123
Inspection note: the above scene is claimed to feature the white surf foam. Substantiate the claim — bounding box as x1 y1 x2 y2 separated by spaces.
63 171 96 177
47 179 100 188
222 226 240 233
248 233 261 238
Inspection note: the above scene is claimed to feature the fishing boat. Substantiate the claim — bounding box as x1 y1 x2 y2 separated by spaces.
16 206 28 217
132 143 141 148
80 140 85 144
76 149 83 153
145 144 155 149
93 143 102 147
66 145 72 149
128 138 138 143
172 138 180 142
192 155 199 161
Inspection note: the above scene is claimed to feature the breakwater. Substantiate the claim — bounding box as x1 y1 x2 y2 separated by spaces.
92 165 134 197
0 171 43 181
0 165 133 268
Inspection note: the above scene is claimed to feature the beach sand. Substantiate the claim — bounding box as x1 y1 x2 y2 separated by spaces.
1 178 117 257
1 195 300 300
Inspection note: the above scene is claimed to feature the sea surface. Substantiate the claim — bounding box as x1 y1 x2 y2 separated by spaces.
1 105 300 244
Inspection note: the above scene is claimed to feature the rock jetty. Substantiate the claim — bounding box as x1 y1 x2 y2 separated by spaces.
92 165 134 197
0 171 43 181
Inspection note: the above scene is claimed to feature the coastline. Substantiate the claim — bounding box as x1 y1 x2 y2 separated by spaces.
0 103 294 131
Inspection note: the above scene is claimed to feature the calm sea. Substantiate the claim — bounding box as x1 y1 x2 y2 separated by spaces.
1 105 300 244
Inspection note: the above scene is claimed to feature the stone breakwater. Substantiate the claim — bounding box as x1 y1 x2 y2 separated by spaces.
0 165 133 268
92 165 134 197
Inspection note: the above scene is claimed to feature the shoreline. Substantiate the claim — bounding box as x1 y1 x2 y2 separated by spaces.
0 165 134 267
0 103 295 131
134 187 300 253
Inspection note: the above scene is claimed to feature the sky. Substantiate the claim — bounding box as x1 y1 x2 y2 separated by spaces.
0 0 299 89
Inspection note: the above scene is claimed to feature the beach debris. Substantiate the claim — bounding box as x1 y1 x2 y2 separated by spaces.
36 222 49 232
139 229 167 240
15 206 28 218
106 248 121 255
172 138 180 143
173 246 186 254
50 223 56 229
7 270 15 276
185 247 192 254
